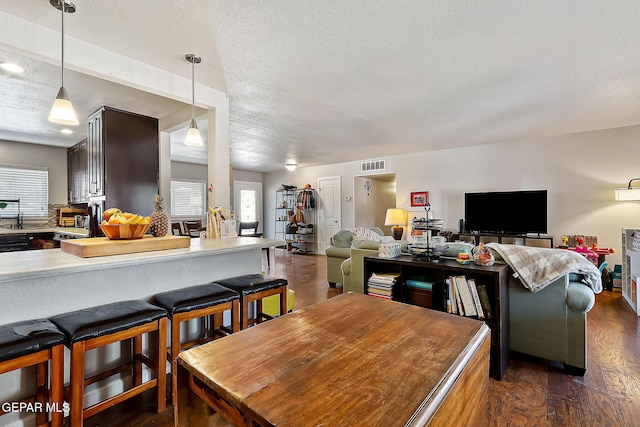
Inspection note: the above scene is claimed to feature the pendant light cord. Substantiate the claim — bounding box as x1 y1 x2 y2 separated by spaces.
61 0 65 87
191 59 195 120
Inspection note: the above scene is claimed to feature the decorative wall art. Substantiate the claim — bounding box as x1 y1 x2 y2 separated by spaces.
410 191 429 207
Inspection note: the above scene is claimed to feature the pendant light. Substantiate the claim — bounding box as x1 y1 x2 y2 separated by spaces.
185 53 203 147
48 0 79 126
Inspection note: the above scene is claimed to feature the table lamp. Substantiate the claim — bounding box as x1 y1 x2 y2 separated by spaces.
385 208 407 240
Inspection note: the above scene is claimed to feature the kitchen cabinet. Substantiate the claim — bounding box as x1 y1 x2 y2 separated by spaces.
86 106 159 216
67 139 88 203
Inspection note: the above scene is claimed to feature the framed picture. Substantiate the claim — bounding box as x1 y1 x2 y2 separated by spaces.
410 191 429 207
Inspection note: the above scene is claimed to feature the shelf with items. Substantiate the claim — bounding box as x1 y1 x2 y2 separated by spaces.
275 187 316 254
363 254 509 380
450 232 553 248
0 199 23 229
622 228 640 315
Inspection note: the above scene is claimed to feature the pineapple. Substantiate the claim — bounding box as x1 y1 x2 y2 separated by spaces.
150 194 169 237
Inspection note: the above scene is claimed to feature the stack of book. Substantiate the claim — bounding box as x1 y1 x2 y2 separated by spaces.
445 275 493 320
367 272 400 300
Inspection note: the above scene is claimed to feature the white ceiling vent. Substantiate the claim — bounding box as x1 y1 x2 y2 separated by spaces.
360 159 386 172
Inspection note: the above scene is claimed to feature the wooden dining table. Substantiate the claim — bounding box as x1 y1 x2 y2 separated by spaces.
177 292 490 427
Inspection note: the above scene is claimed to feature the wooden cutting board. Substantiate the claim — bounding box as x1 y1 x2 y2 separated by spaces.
61 235 191 258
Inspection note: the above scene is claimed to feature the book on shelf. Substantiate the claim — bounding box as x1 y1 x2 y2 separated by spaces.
367 285 393 296
467 279 485 320
454 276 477 317
405 279 435 290
451 276 464 316
475 284 493 319
445 278 456 315
367 272 400 299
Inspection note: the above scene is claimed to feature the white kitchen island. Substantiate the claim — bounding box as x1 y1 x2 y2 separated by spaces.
0 236 285 425
0 236 284 325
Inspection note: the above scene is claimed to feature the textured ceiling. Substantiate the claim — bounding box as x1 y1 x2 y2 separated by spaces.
2 1 640 172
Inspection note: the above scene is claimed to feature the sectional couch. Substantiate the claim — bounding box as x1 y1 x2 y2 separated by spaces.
328 233 598 374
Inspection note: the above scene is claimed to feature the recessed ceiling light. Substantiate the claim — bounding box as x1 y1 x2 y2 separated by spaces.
60 129 73 134
0 62 25 74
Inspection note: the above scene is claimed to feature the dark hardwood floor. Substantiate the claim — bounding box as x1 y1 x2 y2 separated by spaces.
86 250 639 426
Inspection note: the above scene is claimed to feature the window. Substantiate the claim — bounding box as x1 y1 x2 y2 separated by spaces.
0 165 48 218
171 180 206 216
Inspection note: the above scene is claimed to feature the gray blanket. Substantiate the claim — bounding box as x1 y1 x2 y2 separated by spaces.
486 243 602 294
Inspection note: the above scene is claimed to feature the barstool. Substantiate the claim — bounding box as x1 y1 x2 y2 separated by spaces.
0 319 65 427
50 300 167 427
215 274 288 330
153 283 240 407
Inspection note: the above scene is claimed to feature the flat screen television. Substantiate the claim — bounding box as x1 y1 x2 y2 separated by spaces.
464 190 547 234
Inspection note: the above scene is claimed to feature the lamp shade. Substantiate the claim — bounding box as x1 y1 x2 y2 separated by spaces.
615 188 640 201
185 119 203 147
385 208 407 226
48 86 78 125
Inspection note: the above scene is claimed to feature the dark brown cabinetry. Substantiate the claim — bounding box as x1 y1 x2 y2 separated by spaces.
87 107 159 217
67 139 88 203
364 255 509 380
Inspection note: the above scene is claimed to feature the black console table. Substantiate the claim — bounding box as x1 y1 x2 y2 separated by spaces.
451 233 553 248
364 255 510 380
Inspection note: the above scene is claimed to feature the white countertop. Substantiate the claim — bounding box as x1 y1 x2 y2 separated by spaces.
0 226 89 237
0 236 284 284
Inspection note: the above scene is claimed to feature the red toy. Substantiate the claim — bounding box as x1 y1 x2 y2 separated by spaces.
574 237 598 265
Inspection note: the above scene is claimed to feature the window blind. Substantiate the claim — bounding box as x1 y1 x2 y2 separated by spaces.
0 165 48 218
171 180 205 216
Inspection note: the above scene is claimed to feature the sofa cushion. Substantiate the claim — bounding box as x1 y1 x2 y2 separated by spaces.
351 239 410 252
331 230 356 248
566 283 595 312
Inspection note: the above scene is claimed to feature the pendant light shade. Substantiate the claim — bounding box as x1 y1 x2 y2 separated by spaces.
49 86 78 125
185 118 203 147
185 54 203 147
49 0 78 126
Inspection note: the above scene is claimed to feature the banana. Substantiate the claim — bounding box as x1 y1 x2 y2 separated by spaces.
103 208 122 221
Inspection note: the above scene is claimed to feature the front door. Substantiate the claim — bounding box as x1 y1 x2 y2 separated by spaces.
317 176 342 254
233 181 263 234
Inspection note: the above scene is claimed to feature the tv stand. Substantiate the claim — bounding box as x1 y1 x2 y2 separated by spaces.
451 232 553 248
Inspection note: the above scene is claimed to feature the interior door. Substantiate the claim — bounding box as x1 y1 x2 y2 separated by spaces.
233 181 263 234
317 176 342 254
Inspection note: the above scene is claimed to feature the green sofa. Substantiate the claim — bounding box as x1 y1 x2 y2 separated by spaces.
339 239 596 375
325 227 384 287
509 272 595 375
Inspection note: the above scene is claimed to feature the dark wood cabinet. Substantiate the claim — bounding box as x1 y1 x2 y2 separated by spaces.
87 110 104 198
87 107 159 216
67 139 88 203
364 255 509 380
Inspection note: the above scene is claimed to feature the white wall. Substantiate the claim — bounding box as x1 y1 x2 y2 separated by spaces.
0 139 68 204
265 125 640 264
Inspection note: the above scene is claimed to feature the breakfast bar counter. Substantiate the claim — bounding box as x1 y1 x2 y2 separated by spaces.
0 236 284 325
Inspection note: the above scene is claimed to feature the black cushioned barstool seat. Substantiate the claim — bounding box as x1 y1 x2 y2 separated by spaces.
0 319 65 427
154 283 239 315
153 283 240 409
51 300 167 343
215 274 288 330
51 300 167 427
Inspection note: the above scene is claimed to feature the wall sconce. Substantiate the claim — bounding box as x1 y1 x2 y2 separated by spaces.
363 180 372 196
615 178 640 201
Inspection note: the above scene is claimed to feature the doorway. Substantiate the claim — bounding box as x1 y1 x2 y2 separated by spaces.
233 181 263 233
317 176 342 254
353 173 397 235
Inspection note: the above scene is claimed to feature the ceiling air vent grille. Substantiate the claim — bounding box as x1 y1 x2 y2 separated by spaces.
360 160 386 172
